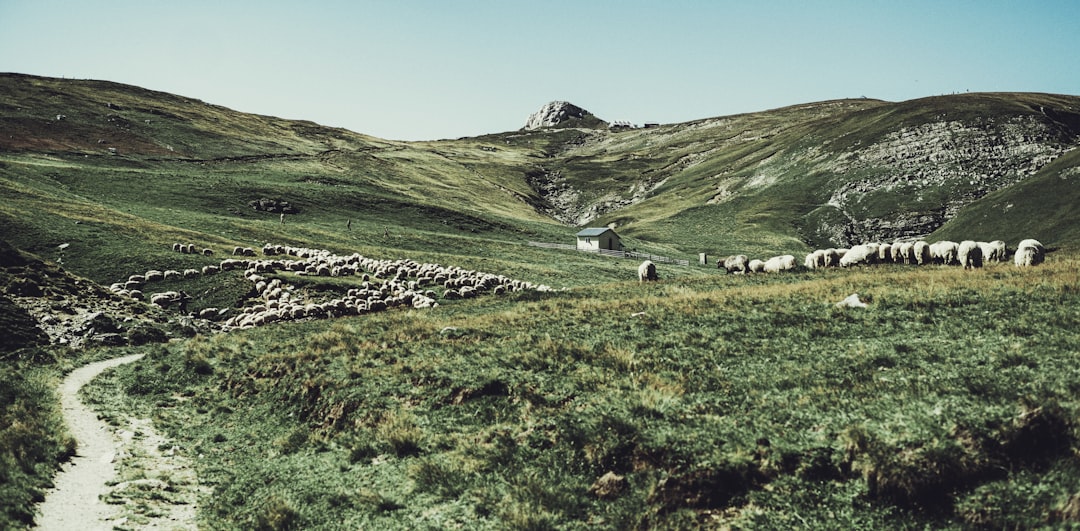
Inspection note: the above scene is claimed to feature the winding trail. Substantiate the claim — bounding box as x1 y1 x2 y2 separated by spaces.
37 354 145 530
36 353 203 530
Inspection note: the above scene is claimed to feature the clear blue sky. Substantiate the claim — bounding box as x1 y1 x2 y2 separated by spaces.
2 1 1078 141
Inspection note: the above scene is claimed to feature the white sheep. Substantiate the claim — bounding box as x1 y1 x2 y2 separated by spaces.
638 260 658 282
958 240 983 269
890 241 905 263
720 254 749 274
930 241 959 265
763 254 796 273
839 245 873 267
748 259 766 273
878 243 893 263
898 242 915 264
1014 239 1045 267
912 241 931 265
978 240 1007 263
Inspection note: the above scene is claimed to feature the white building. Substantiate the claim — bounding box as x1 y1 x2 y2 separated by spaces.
575 228 621 252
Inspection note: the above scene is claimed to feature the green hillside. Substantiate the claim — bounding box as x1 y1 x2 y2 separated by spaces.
3 74 1080 529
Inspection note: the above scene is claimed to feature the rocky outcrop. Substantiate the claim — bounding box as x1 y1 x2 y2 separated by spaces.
0 240 191 352
524 101 594 130
249 198 299 214
820 115 1075 245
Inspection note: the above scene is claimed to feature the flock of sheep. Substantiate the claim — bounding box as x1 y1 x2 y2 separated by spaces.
107 242 553 331
106 236 1048 328
717 238 1046 274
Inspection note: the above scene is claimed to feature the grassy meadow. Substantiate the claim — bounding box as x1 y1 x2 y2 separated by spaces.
3 75 1080 528
80 256 1080 529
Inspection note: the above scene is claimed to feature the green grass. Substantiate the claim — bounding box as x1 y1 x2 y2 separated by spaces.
3 74 1080 529
81 256 1080 529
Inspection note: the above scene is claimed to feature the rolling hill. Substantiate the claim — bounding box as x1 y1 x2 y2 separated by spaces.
2 73 1078 283
4 73 1080 529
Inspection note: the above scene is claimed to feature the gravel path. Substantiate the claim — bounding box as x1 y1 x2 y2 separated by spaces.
35 354 203 530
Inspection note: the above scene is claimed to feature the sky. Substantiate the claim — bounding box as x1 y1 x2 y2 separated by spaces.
2 0 1079 141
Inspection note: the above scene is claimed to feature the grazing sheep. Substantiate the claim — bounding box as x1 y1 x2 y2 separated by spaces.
878 244 893 263
890 241 905 263
978 240 1007 263
898 242 915 264
958 240 983 269
183 268 200 279
823 249 842 267
172 243 183 252
839 245 874 267
720 254 749 274
1014 239 1045 267
748 259 766 273
638 260 658 282
232 246 244 256
913 241 931 265
930 241 959 265
202 248 214 256
763 255 796 273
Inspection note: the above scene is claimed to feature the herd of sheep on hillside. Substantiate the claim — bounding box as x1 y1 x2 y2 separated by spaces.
716 238 1046 275
108 237 1046 327
108 242 553 331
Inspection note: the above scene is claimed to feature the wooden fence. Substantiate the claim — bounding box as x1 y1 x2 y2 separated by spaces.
527 241 691 266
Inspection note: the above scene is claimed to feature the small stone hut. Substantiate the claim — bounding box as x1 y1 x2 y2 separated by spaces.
576 228 621 252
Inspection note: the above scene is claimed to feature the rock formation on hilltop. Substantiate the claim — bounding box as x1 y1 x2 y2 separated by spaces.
524 101 598 130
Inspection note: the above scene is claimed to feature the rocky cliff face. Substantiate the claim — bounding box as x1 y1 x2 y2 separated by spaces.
818 114 1076 244
523 101 593 130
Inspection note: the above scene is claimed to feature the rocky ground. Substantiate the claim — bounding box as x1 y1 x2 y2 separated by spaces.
0 240 207 354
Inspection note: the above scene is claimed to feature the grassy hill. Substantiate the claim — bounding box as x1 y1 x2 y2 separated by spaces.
2 73 1080 528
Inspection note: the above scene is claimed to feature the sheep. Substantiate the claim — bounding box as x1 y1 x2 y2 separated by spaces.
233 246 245 256
930 241 959 265
890 241 905 263
719 254 749 274
978 240 1007 263
958 240 983 269
172 243 182 252
823 249 842 267
899 242 915 264
638 260 658 282
202 248 214 256
183 268 200 279
763 255 796 273
748 259 766 273
185 243 196 254
1014 239 1045 267
878 243 893 263
150 291 180 308
912 241 931 265
163 270 182 281
839 245 874 267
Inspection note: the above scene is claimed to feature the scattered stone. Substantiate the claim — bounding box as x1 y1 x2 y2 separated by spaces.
836 293 869 309
589 471 628 500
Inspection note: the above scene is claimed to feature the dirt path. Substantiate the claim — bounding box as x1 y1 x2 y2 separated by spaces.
36 354 204 530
